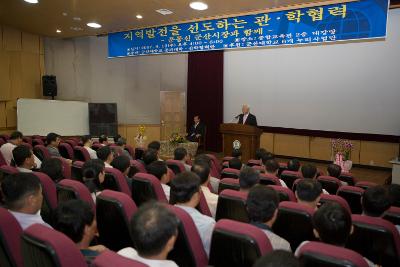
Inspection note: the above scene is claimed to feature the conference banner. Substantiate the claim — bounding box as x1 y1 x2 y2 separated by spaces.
108 0 389 58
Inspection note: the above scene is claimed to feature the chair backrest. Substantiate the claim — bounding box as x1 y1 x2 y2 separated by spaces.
280 170 301 189
57 179 96 214
247 159 261 166
222 156 234 162
216 189 249 223
104 167 131 196
272 201 315 251
124 145 135 158
347 214 400 267
65 139 78 148
134 148 145 160
383 206 400 226
206 154 221 178
218 178 240 193
222 161 229 169
0 150 7 166
0 165 18 178
32 138 44 147
73 146 91 162
166 159 186 174
132 173 168 206
319 194 351 214
337 186 365 214
298 241 369 267
339 172 356 186
317 176 342 194
209 219 273 267
92 250 148 267
91 143 102 151
96 190 137 251
268 185 297 202
130 160 147 173
197 190 212 217
58 143 74 160
166 205 208 267
21 224 87 267
259 173 281 186
22 137 32 145
355 181 377 190
52 156 72 180
71 160 84 181
292 178 303 192
252 165 265 173
0 207 23 267
33 145 50 161
32 172 57 226
221 168 240 179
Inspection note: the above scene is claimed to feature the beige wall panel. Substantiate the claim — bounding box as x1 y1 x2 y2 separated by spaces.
22 32 40 54
118 125 127 139
126 125 160 148
274 134 310 158
3 26 21 51
0 102 6 128
39 54 45 79
349 140 361 164
6 100 17 128
9 52 23 99
310 137 332 161
260 133 274 153
21 52 41 98
360 141 399 168
0 26 3 48
39 37 45 55
0 50 11 100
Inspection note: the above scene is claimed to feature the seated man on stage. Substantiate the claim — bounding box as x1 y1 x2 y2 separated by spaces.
237 104 258 126
187 115 205 142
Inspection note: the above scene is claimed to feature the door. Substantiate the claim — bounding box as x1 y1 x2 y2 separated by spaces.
160 91 186 141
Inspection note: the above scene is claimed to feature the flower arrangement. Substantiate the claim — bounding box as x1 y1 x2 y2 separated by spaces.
331 139 353 161
135 125 147 147
169 132 187 145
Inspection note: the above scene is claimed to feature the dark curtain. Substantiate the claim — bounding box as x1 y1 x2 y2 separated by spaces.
187 51 224 152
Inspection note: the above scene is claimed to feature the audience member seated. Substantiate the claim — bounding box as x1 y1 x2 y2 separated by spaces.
231 148 242 159
301 164 317 179
146 161 171 201
229 157 242 171
247 185 291 251
173 147 191 171
53 199 107 263
97 146 114 168
388 184 400 207
83 159 106 202
295 179 322 210
287 159 300 172
111 155 132 191
0 130 41 167
148 141 161 159
186 115 205 142
98 135 108 146
191 161 218 217
82 135 97 159
114 138 133 160
143 149 159 166
118 202 179 267
193 154 220 192
255 148 268 161
170 171 215 255
12 145 35 172
327 164 345 185
1 172 51 229
261 152 275 163
264 159 288 188
46 132 62 156
294 203 375 266
239 167 260 193
40 157 64 183
253 250 299 267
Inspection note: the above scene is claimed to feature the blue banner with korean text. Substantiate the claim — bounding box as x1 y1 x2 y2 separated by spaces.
108 0 389 58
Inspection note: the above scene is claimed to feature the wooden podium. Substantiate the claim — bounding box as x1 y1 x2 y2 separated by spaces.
220 123 263 163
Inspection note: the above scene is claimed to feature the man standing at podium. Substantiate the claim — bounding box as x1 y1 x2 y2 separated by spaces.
238 104 258 126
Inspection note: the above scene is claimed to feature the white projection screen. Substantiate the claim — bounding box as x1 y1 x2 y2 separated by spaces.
17 99 89 136
224 9 400 136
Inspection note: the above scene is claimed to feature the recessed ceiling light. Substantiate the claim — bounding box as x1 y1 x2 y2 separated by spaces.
155 9 173 15
62 12 68 16
73 17 82 21
24 0 38 3
56 29 61 33
190 2 208 10
136 14 143 19
70 26 83 31
86 22 102 28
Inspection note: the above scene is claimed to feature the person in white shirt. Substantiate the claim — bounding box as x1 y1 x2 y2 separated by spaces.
327 163 347 185
146 161 171 201
118 202 179 267
96 146 114 168
247 185 292 252
82 135 97 159
1 172 51 230
13 145 35 173
193 154 220 193
294 203 376 267
239 167 260 193
0 131 41 168
295 179 322 211
191 162 218 218
82 159 106 203
173 147 191 171
301 164 329 195
98 135 108 146
262 159 288 188
170 171 215 256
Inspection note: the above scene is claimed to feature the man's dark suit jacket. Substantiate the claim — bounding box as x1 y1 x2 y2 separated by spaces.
187 122 206 141
238 113 258 126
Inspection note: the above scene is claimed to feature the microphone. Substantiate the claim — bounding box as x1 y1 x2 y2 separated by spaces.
234 114 241 119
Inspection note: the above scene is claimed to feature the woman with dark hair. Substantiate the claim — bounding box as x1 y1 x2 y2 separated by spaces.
82 159 105 202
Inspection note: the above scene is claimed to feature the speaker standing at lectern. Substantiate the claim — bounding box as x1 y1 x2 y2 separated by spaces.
237 104 258 126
